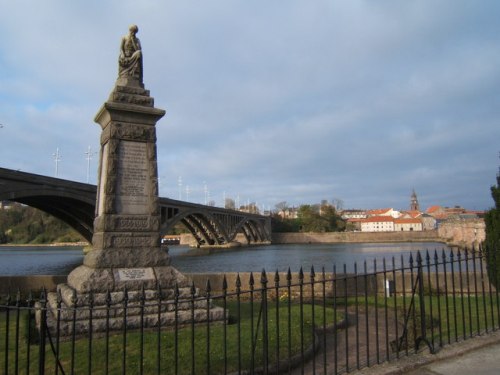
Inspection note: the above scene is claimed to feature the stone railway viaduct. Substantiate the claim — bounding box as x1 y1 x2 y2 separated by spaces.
0 167 271 247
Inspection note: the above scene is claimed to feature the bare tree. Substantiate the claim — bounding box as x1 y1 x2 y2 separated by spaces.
225 198 236 210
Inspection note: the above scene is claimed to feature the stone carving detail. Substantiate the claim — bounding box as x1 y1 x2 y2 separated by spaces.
114 216 150 230
108 140 119 156
115 268 155 281
150 216 160 230
112 236 152 248
111 92 154 107
107 123 155 142
118 25 143 83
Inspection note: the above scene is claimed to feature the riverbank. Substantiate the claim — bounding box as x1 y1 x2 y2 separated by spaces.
270 230 442 244
177 230 443 247
0 241 88 247
0 231 446 247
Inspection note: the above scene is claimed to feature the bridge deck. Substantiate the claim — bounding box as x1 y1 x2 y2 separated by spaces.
0 167 271 246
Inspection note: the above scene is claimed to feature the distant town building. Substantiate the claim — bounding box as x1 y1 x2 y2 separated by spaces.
410 189 420 211
399 210 422 219
420 213 437 230
340 209 367 220
366 208 400 218
426 205 483 222
277 207 299 219
239 203 260 214
360 216 395 232
346 218 363 231
394 218 423 231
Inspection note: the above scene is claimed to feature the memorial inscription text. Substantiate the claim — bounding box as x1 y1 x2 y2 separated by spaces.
116 141 149 214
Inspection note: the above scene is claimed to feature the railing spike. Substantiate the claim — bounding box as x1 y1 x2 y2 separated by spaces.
261 269 268 285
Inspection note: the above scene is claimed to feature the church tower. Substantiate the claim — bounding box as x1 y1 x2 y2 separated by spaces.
410 189 420 211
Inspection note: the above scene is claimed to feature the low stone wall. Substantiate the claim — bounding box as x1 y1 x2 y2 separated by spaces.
179 231 441 246
271 231 441 244
0 275 67 295
3 271 496 298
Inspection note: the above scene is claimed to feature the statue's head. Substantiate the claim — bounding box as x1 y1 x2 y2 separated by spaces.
129 24 139 34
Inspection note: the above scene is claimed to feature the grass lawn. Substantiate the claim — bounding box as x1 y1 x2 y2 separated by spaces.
344 292 500 348
1 300 342 374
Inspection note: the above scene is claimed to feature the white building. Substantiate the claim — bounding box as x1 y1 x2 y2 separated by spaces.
366 208 401 218
394 218 423 232
360 216 395 232
340 209 367 220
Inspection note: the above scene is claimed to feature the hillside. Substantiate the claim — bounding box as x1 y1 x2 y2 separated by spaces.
0 203 84 244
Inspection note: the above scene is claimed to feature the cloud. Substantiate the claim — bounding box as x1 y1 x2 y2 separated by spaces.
1 0 500 211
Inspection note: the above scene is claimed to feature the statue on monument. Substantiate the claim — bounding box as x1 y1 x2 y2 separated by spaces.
39 25 226 337
118 24 143 83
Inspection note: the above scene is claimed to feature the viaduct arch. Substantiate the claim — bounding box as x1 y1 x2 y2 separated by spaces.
0 167 271 246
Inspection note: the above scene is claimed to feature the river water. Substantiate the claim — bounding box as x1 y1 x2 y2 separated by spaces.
0 242 450 276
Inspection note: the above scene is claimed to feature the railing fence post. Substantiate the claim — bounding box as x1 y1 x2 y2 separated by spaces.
4 292 11 375
273 270 280 375
260 270 269 374
205 279 212 375
38 289 47 375
236 274 242 374
415 252 434 353
310 266 316 375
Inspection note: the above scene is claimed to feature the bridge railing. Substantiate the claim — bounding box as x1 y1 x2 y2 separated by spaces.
1 246 500 374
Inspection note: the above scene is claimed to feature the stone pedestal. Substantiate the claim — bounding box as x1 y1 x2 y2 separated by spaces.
43 79 225 335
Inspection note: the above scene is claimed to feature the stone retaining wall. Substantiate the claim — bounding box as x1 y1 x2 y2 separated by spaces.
271 231 441 244
437 218 485 248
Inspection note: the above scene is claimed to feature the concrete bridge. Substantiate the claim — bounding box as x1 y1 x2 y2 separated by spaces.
0 167 271 247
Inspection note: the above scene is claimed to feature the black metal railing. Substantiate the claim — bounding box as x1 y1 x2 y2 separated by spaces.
1 246 500 374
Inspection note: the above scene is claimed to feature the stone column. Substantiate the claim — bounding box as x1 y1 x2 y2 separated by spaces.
65 82 175 294
41 26 225 335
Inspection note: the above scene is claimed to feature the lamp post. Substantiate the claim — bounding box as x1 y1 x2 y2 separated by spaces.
53 148 62 177
203 181 208 205
84 146 97 183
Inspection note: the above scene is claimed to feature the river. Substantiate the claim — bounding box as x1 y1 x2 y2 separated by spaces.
0 242 450 276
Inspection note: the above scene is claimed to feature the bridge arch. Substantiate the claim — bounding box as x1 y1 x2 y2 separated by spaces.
159 204 271 247
0 169 96 243
0 168 272 247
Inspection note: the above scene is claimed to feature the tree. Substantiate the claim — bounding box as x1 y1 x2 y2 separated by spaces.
0 204 83 244
224 198 236 210
485 161 500 287
274 201 288 217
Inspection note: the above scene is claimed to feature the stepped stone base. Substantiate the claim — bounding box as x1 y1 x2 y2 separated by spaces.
38 265 226 336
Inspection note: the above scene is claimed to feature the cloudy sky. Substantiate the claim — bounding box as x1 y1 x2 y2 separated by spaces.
1 1 499 212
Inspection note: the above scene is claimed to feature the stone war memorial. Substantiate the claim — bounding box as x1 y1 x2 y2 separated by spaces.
39 25 225 335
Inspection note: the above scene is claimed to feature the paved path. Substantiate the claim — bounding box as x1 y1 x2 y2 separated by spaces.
289 306 500 375
355 329 500 375
292 307 401 375
406 343 500 374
